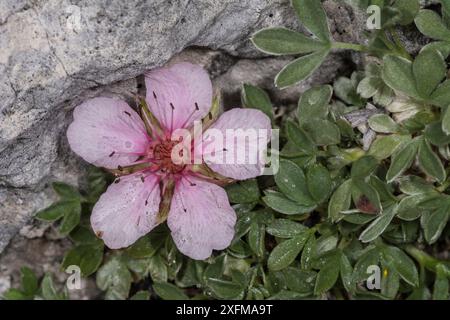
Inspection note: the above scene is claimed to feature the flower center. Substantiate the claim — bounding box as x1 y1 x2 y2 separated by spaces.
151 139 186 174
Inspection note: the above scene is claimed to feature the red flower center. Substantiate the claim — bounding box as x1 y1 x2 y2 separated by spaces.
151 139 186 174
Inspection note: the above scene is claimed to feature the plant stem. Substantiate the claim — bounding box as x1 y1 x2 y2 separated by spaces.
332 42 370 52
404 245 450 277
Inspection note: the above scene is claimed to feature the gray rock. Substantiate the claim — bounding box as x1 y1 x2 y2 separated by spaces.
0 0 366 253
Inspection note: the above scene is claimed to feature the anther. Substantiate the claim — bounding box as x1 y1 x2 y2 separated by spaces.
114 178 120 184
109 151 116 157
124 111 131 117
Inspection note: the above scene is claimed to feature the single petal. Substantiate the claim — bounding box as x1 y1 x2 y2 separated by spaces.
67 97 149 169
91 172 161 249
167 176 236 260
201 108 271 180
145 62 212 131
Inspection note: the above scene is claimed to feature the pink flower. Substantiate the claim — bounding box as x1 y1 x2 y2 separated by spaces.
67 62 271 260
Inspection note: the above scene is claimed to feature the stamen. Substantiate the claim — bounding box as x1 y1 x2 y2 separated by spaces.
183 175 197 187
179 102 200 129
109 151 115 157
107 161 153 176
153 91 169 130
124 111 131 117
170 102 175 132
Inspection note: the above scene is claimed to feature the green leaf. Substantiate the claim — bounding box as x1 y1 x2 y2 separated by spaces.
297 85 332 124
70 226 102 245
248 222 265 258
397 193 438 221
368 134 411 160
425 121 450 146
129 291 150 300
263 190 315 215
383 246 419 287
283 268 316 294
226 179 260 204
41 274 65 300
20 267 38 297
433 264 449 300
61 244 104 277
3 289 29 300
421 206 450 244
431 79 450 107
357 77 382 99
413 49 446 98
52 182 81 200
314 252 341 295
368 114 400 133
415 9 450 41
35 201 77 222
398 175 435 195
418 138 446 183
268 232 310 271
392 0 419 25
267 290 310 300
334 74 365 106
275 49 330 89
423 41 450 59
303 119 341 146
442 107 450 135
251 27 327 55
352 248 380 284
380 258 400 299
291 0 331 42
306 164 332 203
301 234 317 270
386 138 419 183
203 255 225 281
147 255 168 283
328 179 352 222
285 120 316 155
241 83 273 120
96 257 132 300
275 159 315 205
153 282 188 300
382 55 420 99
359 205 398 243
125 229 166 259
351 156 378 179
340 253 354 293
266 219 308 238
58 201 81 236
207 278 244 299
